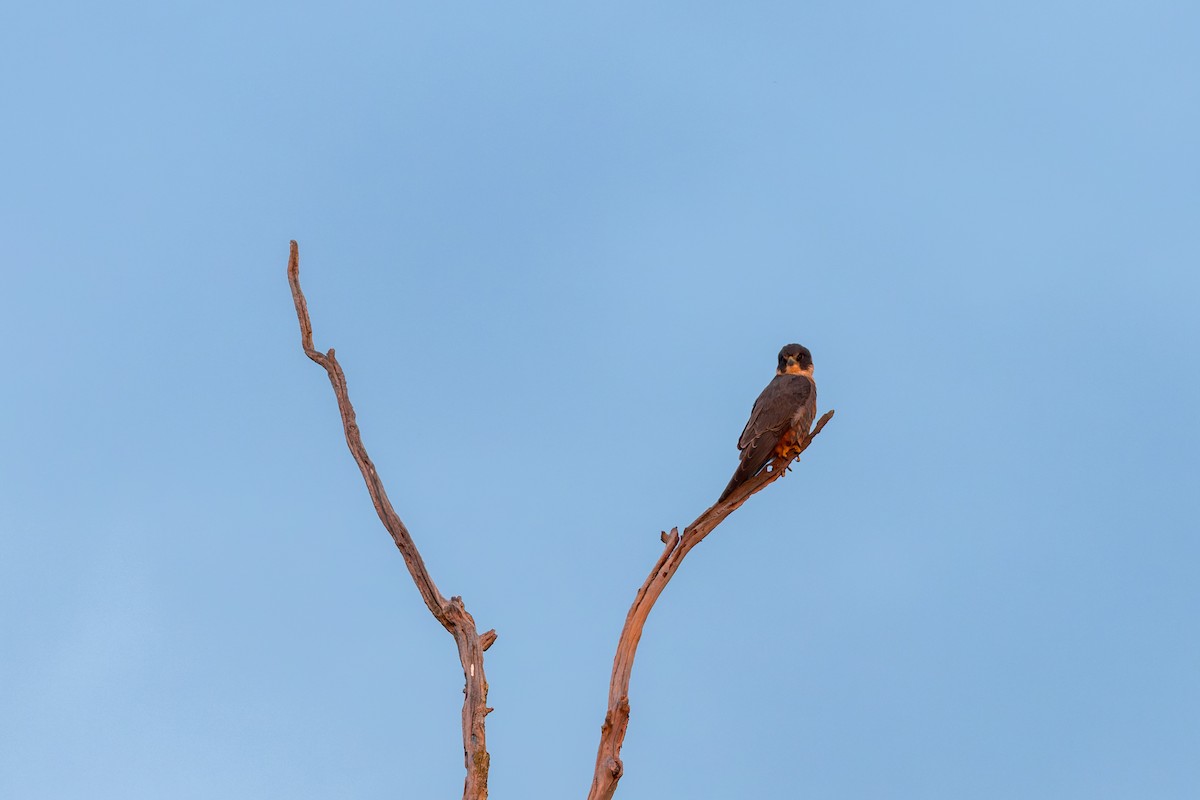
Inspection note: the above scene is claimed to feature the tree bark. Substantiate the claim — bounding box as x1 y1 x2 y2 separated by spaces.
287 241 494 800
587 409 835 800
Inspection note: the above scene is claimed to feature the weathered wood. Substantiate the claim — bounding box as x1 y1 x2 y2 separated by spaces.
587 409 835 800
288 241 493 800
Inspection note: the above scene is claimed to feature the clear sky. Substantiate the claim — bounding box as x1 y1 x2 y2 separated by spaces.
2 2 1198 798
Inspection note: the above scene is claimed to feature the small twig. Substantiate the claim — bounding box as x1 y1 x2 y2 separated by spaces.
287 241 494 800
587 409 835 800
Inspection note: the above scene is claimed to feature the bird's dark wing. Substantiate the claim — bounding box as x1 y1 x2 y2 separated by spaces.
720 374 813 501
737 374 813 451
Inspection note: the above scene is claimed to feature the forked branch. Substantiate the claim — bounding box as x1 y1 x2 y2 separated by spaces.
287 241 494 800
587 409 835 800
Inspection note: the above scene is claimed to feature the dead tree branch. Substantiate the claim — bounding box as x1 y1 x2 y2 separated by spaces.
287 241 494 800
587 409 835 800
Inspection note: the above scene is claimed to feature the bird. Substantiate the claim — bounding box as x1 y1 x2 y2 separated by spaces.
718 343 818 502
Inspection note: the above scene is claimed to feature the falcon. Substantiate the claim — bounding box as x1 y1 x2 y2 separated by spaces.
718 344 817 501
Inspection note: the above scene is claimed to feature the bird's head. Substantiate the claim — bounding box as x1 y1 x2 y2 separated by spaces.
777 343 814 377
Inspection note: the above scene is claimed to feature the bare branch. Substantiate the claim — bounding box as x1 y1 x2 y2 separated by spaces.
587 408 835 800
287 241 494 800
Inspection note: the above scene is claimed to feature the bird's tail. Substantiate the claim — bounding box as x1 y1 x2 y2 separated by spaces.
717 470 744 502
718 448 775 502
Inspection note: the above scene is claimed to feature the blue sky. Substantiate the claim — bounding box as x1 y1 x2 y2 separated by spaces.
2 2 1198 798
